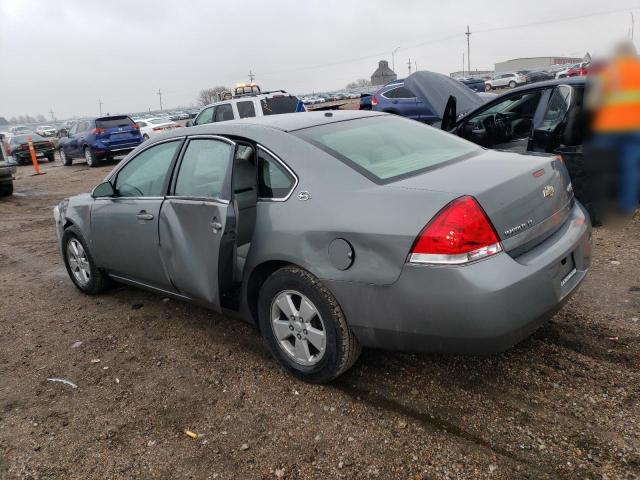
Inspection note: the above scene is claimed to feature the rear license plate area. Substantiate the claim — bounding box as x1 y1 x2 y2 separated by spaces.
558 253 577 288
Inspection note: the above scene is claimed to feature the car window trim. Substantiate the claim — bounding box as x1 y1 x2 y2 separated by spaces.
256 144 298 202
106 137 185 199
168 134 236 202
380 86 415 100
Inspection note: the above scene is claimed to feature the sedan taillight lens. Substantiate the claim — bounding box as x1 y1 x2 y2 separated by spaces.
409 196 502 265
371 95 378 107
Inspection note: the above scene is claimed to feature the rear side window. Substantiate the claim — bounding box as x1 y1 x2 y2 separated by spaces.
295 115 480 184
260 96 299 115
382 86 414 99
96 116 134 129
214 104 234 122
174 139 233 198
257 147 295 199
115 141 180 197
237 101 256 119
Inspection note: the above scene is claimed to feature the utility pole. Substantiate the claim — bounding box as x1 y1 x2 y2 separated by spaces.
407 58 412 75
414 60 418 72
462 52 465 76
49 108 55 121
248 70 255 83
391 46 400 73
465 25 472 74
98 99 103 115
157 89 163 111
631 12 635 41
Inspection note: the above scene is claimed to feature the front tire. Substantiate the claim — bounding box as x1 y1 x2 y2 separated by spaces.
143 134 149 141
62 226 109 294
84 146 97 167
258 266 361 383
60 148 72 166
485 83 492 91
508 81 517 88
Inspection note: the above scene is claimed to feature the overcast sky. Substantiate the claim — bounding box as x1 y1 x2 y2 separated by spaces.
0 0 638 119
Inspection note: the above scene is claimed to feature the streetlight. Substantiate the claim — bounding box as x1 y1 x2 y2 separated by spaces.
391 46 400 73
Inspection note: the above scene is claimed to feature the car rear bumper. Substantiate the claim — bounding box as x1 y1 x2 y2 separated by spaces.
326 202 591 354
0 165 15 181
92 140 142 156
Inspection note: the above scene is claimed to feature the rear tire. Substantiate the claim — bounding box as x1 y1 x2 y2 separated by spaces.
61 225 109 294
0 181 13 196
258 266 361 383
60 148 72 166
47 154 55 162
508 81 517 88
84 146 97 167
485 83 492 91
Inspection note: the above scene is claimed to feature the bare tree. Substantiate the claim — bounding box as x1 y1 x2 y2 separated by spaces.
36 114 46 123
345 78 371 90
197 86 230 106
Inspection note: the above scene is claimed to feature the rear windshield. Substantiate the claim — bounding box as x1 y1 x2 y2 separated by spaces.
294 115 480 184
260 96 299 116
13 134 45 143
96 116 134 129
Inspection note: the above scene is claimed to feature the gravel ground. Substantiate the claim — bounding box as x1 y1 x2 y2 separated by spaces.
0 157 639 480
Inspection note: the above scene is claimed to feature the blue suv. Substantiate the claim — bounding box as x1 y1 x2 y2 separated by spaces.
371 80 438 123
59 115 143 167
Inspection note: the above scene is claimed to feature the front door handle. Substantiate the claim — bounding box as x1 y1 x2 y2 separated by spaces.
136 212 154 221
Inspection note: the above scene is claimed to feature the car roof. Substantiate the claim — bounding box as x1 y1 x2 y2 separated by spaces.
182 110 386 136
508 76 586 94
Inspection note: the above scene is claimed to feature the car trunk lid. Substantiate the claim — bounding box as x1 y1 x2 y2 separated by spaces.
388 150 574 256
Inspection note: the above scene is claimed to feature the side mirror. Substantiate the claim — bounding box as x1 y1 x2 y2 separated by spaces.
92 181 115 198
186 120 193 127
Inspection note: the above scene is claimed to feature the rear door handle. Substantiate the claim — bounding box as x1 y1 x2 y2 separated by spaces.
210 219 222 233
136 212 154 221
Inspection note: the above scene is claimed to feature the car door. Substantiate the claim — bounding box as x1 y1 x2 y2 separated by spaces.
529 85 575 153
158 136 236 310
71 121 89 155
64 122 79 155
382 86 425 120
91 139 183 290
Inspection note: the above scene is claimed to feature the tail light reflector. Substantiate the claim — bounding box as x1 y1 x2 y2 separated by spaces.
371 95 379 107
409 196 502 265
91 128 105 135
131 123 139 130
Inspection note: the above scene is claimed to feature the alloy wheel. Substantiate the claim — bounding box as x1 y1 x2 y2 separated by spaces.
270 290 326 366
66 238 91 286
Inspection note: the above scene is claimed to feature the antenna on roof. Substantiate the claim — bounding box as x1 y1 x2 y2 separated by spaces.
248 70 255 82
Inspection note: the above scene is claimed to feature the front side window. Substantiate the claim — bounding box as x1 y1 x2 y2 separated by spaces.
114 141 180 197
174 139 233 198
214 104 234 122
257 147 295 199
237 101 256 119
194 107 214 125
295 115 479 183
540 86 572 131
382 86 415 99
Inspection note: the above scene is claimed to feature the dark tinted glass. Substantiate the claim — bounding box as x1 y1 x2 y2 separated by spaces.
237 101 256 119
258 148 294 198
96 116 134 129
260 96 299 115
214 104 234 122
383 86 415 99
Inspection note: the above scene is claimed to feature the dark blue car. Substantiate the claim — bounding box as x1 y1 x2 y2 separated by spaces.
371 80 438 123
58 115 142 167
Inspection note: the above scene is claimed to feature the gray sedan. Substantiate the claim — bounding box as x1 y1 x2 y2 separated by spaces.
54 111 591 383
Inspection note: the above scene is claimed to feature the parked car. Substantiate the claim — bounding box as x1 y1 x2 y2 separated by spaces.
0 133 15 196
10 125 33 135
54 110 590 383
567 62 590 77
36 125 57 137
556 63 589 79
58 115 143 167
405 72 594 220
8 133 55 164
372 79 494 123
359 93 372 110
485 72 526 90
458 77 486 92
524 70 555 84
189 91 303 127
136 117 181 141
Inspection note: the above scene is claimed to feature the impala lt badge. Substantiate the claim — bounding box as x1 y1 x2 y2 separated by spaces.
542 185 555 198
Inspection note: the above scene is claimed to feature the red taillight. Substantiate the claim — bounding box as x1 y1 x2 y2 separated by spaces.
371 95 379 107
152 127 163 131
131 123 139 130
92 128 105 135
19 144 29 151
409 196 502 265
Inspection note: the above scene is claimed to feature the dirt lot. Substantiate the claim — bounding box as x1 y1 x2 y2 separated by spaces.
1 157 639 480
